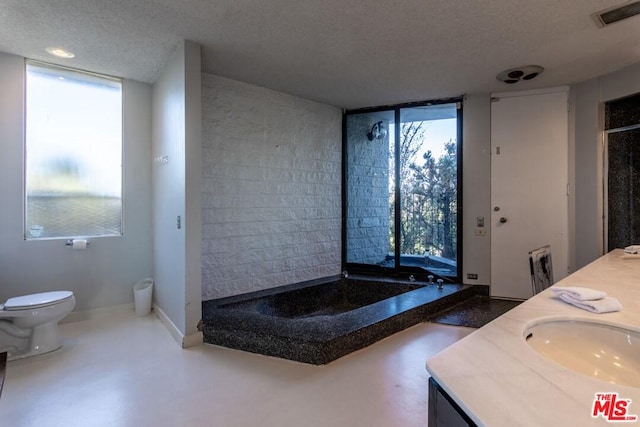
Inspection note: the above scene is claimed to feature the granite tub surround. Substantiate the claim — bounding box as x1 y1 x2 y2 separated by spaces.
426 249 640 426
429 295 522 328
202 276 475 365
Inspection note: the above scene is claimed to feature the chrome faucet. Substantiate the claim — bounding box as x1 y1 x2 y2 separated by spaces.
341 270 349 279
409 275 416 282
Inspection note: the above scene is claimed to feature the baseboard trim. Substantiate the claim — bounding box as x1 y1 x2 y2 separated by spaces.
182 330 204 348
153 304 203 348
62 303 135 324
62 302 202 349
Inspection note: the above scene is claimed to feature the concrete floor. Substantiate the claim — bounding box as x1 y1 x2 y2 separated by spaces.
0 308 473 427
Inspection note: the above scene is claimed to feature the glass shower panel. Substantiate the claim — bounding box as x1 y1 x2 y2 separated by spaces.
345 111 395 268
398 104 458 275
605 93 640 252
607 127 640 251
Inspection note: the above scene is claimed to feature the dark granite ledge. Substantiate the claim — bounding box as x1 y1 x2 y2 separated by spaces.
428 295 522 328
202 277 477 365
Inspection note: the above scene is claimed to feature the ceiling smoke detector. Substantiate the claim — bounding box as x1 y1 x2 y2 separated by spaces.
593 1 640 28
496 65 544 84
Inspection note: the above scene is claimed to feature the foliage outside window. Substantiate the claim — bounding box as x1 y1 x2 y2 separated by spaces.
25 61 123 239
395 120 457 260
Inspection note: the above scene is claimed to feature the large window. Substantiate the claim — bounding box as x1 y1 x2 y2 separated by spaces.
344 100 462 279
25 61 123 239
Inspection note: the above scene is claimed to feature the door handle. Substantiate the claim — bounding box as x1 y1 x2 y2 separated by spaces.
499 217 508 223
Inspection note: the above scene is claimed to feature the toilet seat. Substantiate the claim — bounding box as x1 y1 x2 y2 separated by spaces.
4 291 74 311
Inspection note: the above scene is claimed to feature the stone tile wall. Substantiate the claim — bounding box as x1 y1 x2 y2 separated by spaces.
201 74 342 299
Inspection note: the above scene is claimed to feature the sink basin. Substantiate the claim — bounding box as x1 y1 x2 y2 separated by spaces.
525 319 640 387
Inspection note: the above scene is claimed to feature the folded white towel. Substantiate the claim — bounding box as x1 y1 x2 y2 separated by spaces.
551 286 607 301
624 245 640 254
558 294 623 314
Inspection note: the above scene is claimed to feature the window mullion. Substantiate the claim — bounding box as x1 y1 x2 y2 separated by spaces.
394 108 402 271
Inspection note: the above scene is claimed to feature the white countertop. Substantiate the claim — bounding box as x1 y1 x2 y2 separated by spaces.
426 249 640 426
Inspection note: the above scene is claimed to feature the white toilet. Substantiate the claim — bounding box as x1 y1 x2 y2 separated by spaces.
0 291 76 360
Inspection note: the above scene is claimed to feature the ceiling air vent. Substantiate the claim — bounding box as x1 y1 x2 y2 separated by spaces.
496 65 544 84
593 1 640 27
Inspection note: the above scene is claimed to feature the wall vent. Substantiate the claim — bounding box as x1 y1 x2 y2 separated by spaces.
593 1 640 27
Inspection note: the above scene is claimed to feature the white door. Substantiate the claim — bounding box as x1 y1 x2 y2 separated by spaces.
490 88 569 299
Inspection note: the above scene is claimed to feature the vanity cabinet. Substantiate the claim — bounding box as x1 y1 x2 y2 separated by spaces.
428 377 476 427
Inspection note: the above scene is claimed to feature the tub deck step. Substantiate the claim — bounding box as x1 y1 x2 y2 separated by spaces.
201 280 480 365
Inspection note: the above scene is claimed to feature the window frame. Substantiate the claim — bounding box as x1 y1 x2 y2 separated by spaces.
23 60 124 241
342 97 463 282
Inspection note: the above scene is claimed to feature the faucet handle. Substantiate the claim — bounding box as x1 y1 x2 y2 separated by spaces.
428 275 434 284
436 279 444 290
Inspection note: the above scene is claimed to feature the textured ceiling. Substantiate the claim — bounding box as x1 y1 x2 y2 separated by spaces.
1 0 639 109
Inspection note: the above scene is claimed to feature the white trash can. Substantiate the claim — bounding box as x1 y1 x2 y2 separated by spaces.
133 278 154 316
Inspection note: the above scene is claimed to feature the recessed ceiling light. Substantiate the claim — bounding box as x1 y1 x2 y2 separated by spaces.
45 47 75 59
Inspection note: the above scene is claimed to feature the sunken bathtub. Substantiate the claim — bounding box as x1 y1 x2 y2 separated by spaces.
201 276 470 364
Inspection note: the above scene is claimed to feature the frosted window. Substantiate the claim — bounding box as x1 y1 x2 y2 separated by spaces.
25 62 123 239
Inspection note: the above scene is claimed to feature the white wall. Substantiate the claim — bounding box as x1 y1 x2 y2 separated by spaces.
573 61 640 269
201 74 342 300
152 41 202 344
0 51 153 311
184 42 202 338
462 63 640 284
461 94 492 286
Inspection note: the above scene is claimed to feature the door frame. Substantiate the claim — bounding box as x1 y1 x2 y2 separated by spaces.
490 86 570 299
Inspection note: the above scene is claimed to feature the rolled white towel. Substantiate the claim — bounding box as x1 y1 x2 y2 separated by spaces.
550 286 607 301
558 293 622 314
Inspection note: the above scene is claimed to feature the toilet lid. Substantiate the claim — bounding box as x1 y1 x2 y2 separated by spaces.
4 291 74 311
